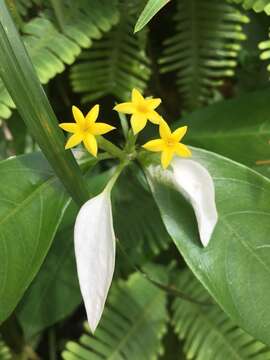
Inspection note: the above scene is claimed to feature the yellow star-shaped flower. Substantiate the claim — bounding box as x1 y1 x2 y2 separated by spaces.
59 105 115 157
142 119 192 169
113 88 162 135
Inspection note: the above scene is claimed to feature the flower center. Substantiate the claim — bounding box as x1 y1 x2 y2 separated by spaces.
137 103 148 114
166 138 176 148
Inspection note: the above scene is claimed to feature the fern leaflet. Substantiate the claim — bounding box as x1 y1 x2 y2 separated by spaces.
70 10 151 102
172 269 270 360
228 0 270 14
61 265 168 360
159 0 249 109
0 0 119 119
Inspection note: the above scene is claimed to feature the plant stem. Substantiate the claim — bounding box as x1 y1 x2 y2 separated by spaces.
98 136 125 159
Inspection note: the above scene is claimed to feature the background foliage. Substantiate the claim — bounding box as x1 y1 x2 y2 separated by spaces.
1 0 270 358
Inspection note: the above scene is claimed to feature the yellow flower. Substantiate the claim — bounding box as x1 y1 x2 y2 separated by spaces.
113 88 162 135
142 119 192 169
59 105 115 157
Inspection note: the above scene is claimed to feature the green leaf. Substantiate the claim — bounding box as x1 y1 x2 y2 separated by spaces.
183 88 270 171
142 148 270 345
61 264 168 360
0 2 89 205
172 269 270 359
17 171 111 339
0 152 70 325
134 0 170 33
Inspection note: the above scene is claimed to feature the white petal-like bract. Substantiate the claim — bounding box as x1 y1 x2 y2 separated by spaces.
171 158 218 247
74 189 115 332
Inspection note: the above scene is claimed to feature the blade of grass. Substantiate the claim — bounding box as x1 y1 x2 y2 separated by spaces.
0 2 89 206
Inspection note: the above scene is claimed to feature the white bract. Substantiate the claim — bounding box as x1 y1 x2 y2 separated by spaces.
149 158 218 247
74 188 115 332
171 158 218 247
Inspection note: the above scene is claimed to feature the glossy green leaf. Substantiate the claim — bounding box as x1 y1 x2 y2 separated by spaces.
142 148 270 345
134 0 170 33
17 171 111 338
0 152 70 325
0 2 89 205
183 88 270 169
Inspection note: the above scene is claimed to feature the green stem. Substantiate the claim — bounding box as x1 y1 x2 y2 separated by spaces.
98 136 125 159
105 160 129 192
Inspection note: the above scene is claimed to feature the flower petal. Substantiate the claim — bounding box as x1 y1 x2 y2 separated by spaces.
145 98 161 109
86 104 99 124
159 119 171 139
113 102 135 114
161 149 174 169
175 143 192 157
59 123 79 133
131 114 148 134
74 189 116 332
172 126 188 142
142 139 164 152
171 158 218 247
148 111 163 124
132 88 144 104
65 133 84 149
92 123 115 135
72 106 85 126
83 134 98 157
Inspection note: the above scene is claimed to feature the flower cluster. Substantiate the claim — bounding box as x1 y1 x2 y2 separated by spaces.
59 88 191 169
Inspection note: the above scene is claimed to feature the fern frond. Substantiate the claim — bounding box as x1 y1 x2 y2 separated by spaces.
172 270 270 360
0 0 119 120
259 31 270 74
70 10 151 102
228 0 270 15
62 265 168 360
159 0 249 109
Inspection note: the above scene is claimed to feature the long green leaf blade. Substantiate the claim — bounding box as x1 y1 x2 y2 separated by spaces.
0 2 89 205
134 0 170 32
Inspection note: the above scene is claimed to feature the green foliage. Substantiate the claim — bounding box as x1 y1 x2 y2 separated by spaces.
259 31 270 74
61 265 168 360
143 146 270 346
17 170 110 339
229 0 270 14
134 0 170 33
172 270 270 359
0 0 119 119
70 10 151 102
0 1 89 205
159 0 249 109
113 164 171 267
182 88 270 170
0 152 70 325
